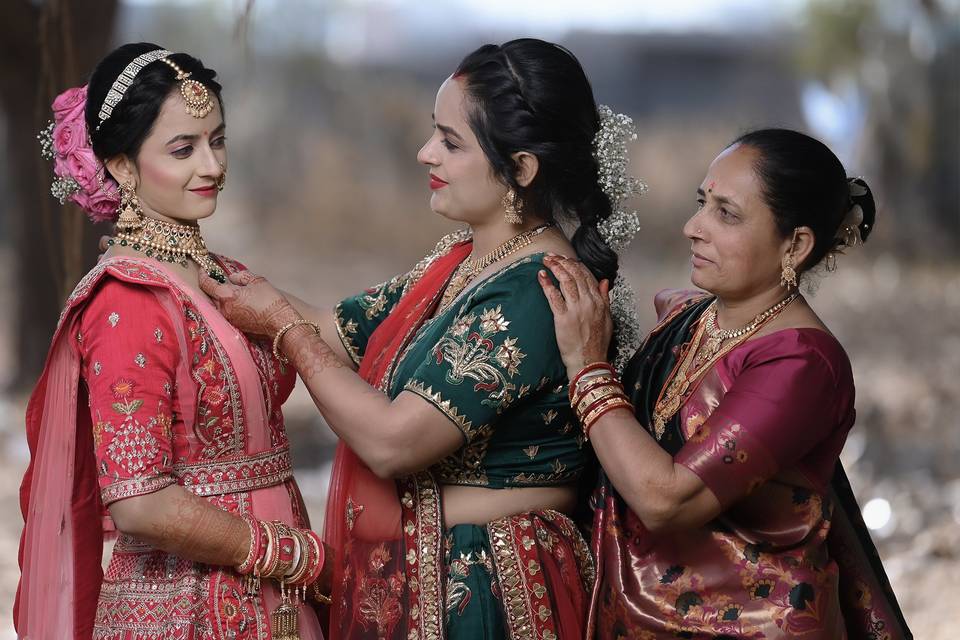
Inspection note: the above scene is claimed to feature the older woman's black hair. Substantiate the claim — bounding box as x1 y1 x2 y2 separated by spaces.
85 42 224 172
731 128 876 271
453 38 618 284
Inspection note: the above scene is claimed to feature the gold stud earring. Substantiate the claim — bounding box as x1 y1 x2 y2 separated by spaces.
780 253 798 288
502 188 523 225
216 162 227 192
116 180 144 232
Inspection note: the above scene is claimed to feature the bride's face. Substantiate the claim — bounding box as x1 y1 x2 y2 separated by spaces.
129 91 227 224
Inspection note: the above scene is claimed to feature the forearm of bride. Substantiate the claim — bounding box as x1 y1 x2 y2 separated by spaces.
108 484 249 567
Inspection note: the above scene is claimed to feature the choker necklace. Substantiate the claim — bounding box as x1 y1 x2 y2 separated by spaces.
107 217 227 283
438 223 553 313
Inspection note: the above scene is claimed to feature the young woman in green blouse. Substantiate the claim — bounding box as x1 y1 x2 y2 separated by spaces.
202 38 629 639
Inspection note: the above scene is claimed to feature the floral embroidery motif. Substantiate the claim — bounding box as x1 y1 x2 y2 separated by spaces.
523 445 540 459
445 549 494 618
93 361 102 376
433 305 525 411
134 352 147 368
154 327 163 343
108 311 120 327
541 409 557 424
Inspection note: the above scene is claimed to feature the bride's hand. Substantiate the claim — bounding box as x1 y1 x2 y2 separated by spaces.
199 271 301 338
537 255 613 379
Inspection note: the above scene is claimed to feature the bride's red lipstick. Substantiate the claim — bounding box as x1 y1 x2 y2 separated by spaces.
190 185 217 198
429 173 448 190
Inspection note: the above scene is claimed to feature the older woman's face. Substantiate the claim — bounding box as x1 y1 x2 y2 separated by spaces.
683 143 791 300
132 90 226 224
416 76 506 225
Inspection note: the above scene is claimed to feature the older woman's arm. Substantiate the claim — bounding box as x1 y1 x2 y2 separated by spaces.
537 256 721 532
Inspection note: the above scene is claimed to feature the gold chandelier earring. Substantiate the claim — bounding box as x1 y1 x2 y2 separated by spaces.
780 252 798 289
116 180 144 232
502 188 524 225
216 162 227 192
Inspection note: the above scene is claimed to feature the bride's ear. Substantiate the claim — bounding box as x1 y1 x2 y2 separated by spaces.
104 154 136 187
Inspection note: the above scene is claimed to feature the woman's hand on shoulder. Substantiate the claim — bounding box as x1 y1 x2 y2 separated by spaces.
537 255 613 378
200 270 300 338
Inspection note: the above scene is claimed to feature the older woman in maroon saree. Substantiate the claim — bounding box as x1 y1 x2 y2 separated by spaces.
538 129 912 638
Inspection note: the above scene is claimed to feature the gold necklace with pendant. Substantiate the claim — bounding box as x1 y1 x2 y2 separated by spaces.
108 217 227 283
651 293 798 439
437 223 552 313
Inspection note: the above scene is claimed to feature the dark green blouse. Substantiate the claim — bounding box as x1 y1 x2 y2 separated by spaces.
335 247 588 489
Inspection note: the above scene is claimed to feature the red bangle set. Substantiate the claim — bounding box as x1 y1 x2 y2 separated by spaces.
235 516 327 589
569 362 633 440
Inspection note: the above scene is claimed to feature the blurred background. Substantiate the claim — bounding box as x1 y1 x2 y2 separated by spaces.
1 0 957 636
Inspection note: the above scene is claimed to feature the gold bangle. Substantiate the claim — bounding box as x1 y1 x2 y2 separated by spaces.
272 319 321 364
575 384 626 418
581 394 631 428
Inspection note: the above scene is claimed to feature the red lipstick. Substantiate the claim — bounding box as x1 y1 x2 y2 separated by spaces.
190 185 218 198
429 173 448 190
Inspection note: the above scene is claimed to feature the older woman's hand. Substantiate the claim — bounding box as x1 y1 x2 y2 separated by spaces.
537 255 614 379
199 270 300 338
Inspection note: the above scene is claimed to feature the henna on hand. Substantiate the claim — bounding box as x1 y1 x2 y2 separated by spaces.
284 325 346 379
148 492 249 566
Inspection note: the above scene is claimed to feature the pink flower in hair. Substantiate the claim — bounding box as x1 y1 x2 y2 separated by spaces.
43 83 121 222
52 119 84 156
75 186 120 224
65 147 101 193
52 85 87 124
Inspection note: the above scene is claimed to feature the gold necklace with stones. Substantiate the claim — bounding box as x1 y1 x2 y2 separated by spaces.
698 292 799 366
437 223 553 313
108 217 227 283
651 292 798 439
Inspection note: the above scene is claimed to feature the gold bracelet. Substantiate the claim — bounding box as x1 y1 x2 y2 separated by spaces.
574 383 626 417
272 319 321 364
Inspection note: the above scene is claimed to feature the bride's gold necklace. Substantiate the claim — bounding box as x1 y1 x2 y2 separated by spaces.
650 292 798 439
108 217 227 283
437 223 552 313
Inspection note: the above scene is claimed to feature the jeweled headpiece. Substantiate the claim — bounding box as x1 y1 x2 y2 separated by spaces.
157 57 214 119
97 48 172 129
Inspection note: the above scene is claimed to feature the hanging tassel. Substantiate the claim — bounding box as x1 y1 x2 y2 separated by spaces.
271 581 301 640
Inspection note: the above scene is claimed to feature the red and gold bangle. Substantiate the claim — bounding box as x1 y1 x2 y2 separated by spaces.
286 528 311 585
257 520 282 578
302 529 325 586
272 522 297 579
583 397 634 440
579 392 630 427
571 376 620 407
236 514 263 575
574 383 626 416
569 362 617 402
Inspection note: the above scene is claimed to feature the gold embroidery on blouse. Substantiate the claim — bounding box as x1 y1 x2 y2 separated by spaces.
432 305 525 412
404 380 476 438
334 304 362 366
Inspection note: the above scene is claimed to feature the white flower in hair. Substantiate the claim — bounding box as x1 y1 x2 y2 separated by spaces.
593 105 647 251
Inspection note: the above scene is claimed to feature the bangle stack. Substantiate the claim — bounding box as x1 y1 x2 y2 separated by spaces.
271 319 322 364
570 362 633 440
235 517 329 597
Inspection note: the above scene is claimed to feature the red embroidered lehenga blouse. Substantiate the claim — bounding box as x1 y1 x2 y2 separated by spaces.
16 257 323 640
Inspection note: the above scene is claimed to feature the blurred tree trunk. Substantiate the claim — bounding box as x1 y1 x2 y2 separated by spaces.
0 0 117 391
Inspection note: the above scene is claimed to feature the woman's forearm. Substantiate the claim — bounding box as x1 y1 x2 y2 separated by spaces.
277 290 355 369
108 484 249 566
280 325 461 477
589 409 720 532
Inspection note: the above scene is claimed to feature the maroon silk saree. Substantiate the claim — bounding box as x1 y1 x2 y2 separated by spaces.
588 290 911 639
